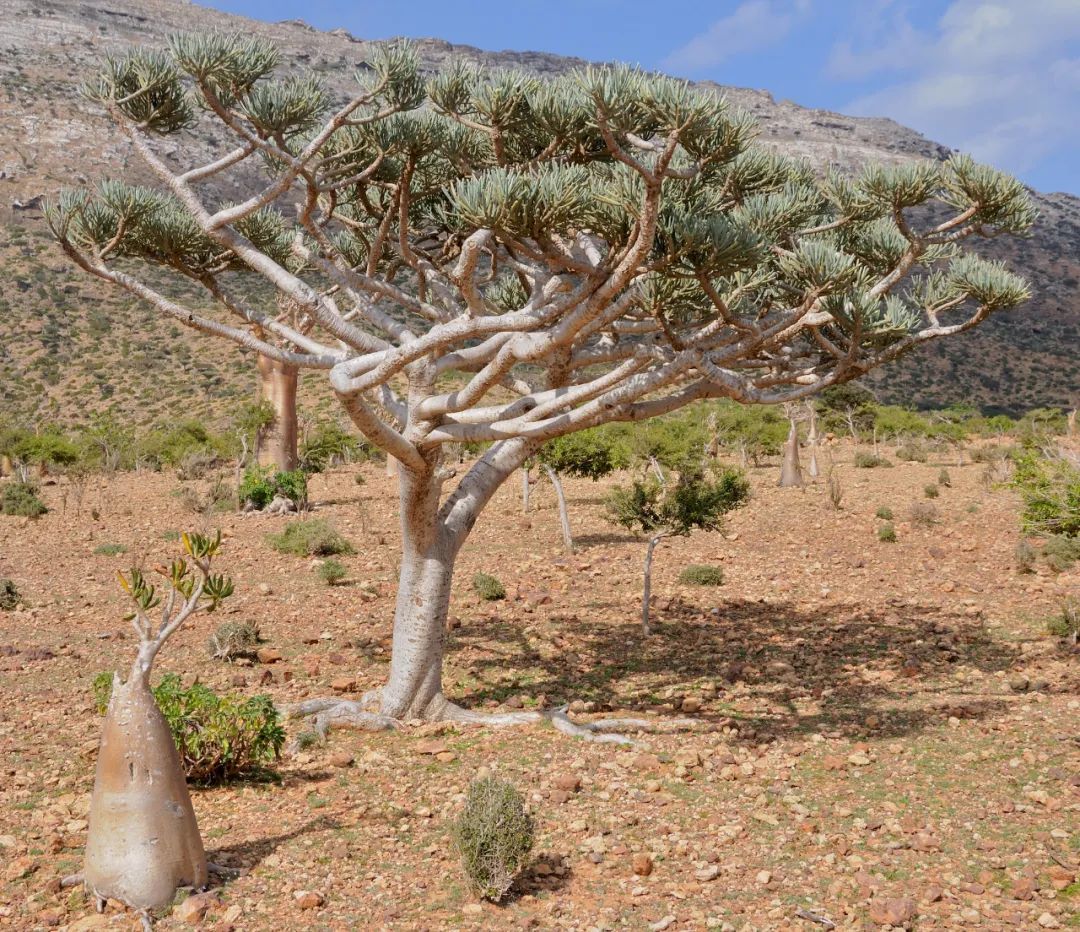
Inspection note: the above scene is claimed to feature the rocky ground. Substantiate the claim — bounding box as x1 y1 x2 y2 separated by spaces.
0 442 1077 930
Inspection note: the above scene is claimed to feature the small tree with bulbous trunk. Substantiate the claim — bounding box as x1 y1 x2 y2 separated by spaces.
49 32 1034 733
79 532 233 917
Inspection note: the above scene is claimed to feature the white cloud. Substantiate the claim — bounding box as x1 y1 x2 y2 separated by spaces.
831 0 1080 187
662 0 812 74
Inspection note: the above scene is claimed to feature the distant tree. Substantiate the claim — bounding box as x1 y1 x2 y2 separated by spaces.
50 33 1034 730
606 468 749 633
816 383 878 442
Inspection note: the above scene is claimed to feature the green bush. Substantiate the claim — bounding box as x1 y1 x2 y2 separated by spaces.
317 559 347 586
92 672 284 783
452 776 535 902
1046 599 1079 641
300 422 375 473
135 420 231 471
267 518 354 556
208 620 261 661
679 564 725 586
239 466 308 509
1 481 47 517
908 502 939 527
0 579 20 610
924 484 940 499
875 506 894 520
896 441 929 463
1043 535 1080 572
538 427 631 480
93 543 127 557
937 468 952 487
473 572 506 601
1010 446 1080 538
854 452 891 468
1014 540 1037 574
877 523 897 543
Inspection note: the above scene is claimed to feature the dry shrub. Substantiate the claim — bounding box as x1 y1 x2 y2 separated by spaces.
452 776 535 901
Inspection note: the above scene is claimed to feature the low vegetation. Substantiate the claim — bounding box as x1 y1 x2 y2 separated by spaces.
93 672 284 783
267 519 355 557
0 578 20 610
678 564 725 586
1 481 47 517
238 466 308 510
473 573 506 602
207 620 262 661
452 776 535 902
317 559 347 586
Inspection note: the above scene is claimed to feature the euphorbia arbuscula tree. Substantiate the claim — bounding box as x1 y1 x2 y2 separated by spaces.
49 32 1034 731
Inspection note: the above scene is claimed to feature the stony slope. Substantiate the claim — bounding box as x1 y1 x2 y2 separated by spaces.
1 0 1076 424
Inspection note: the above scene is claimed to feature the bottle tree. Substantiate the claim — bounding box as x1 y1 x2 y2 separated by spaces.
49 33 1034 731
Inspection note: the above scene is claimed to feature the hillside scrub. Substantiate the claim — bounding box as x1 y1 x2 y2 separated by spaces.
48 31 1034 730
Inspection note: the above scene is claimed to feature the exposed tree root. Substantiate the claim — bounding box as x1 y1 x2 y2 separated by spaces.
284 692 710 748
60 873 83 888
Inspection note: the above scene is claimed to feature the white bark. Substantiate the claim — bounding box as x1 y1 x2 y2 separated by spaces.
641 533 668 636
779 418 804 487
541 464 574 552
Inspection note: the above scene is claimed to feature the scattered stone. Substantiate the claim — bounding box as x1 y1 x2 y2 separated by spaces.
695 865 720 882
552 773 582 792
755 870 772 886
1037 913 1061 929
868 897 917 926
329 752 354 768
175 892 219 925
294 891 324 910
256 648 282 664
681 697 703 713
1047 865 1075 891
632 853 654 876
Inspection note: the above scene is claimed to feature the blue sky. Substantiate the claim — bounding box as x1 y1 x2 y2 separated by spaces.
202 0 1080 194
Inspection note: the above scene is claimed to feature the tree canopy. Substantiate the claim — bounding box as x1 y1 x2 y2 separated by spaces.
48 32 1036 474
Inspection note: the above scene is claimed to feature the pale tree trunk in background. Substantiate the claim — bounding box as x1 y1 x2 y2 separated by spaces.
521 465 531 513
778 417 804 487
256 354 298 471
541 464 574 552
805 403 820 479
640 532 669 636
1068 408 1077 437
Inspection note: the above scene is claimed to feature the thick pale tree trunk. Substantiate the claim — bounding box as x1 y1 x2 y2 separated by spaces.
84 664 206 910
778 418 803 487
256 354 298 472
376 438 536 720
1067 408 1077 437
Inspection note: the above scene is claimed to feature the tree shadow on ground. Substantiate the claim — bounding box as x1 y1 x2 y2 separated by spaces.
447 597 1021 742
206 814 340 870
572 531 640 548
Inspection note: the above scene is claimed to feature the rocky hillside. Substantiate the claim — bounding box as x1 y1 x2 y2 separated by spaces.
1 0 1077 424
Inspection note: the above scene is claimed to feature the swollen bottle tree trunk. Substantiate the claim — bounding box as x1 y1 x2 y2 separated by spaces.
779 417 804 487
82 533 233 913
256 353 298 472
86 667 206 911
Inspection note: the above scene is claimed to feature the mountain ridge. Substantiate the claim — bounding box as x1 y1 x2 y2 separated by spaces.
0 0 1076 424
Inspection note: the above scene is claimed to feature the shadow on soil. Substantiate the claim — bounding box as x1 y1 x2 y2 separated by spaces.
448 597 1021 742
207 815 340 870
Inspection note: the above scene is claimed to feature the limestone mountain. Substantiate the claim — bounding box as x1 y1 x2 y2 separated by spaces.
1 0 1076 424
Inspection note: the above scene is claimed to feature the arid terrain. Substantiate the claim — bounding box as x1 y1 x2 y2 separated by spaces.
1 443 1077 930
